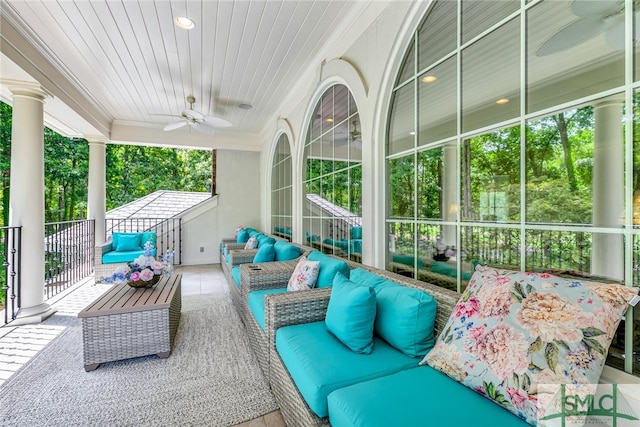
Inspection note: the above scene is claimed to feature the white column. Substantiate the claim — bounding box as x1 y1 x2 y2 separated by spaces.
441 143 458 245
9 84 56 325
592 97 624 280
87 137 107 245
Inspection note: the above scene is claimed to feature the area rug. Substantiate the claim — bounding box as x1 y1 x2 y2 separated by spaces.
0 292 278 426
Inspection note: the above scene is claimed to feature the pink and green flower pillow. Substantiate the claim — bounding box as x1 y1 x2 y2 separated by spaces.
421 266 638 426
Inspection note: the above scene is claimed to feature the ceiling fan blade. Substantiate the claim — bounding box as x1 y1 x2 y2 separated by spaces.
571 0 622 19
163 121 188 131
536 17 607 56
191 122 216 135
204 116 233 128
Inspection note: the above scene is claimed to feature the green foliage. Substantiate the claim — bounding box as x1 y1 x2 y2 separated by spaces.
0 101 212 225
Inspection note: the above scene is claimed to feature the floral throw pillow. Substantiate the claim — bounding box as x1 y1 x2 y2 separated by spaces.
287 256 320 291
244 236 258 250
421 266 638 426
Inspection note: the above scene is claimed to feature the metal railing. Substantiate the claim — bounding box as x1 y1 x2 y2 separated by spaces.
44 219 95 299
105 218 182 264
1 226 22 325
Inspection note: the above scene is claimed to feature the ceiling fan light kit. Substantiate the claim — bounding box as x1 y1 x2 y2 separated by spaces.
163 95 232 135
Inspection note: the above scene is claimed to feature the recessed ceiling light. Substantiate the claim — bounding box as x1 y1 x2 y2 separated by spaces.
326 118 334 123
496 98 509 105
409 131 416 135
175 17 195 30
421 75 437 83
239 103 252 110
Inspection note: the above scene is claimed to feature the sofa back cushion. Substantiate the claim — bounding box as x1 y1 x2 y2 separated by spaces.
257 235 276 247
236 230 250 243
375 283 436 357
307 251 350 288
391 253 425 269
351 226 362 239
325 273 377 354
253 243 276 263
112 232 156 252
274 240 302 261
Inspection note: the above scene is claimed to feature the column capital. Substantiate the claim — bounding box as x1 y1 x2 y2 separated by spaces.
84 135 110 145
2 79 51 101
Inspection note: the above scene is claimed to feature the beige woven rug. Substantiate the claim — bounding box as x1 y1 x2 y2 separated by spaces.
0 292 277 426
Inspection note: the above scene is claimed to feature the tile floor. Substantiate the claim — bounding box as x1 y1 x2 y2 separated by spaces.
0 264 285 427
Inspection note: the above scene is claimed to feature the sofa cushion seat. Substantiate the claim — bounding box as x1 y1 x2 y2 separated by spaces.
248 288 288 330
101 248 156 264
327 365 528 427
276 321 420 418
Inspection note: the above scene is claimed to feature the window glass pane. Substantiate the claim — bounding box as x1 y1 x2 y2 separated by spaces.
389 155 415 219
349 166 362 216
388 222 415 277
461 0 519 44
334 119 350 165
417 0 456 71
418 57 457 146
334 169 349 211
461 225 521 269
462 18 520 133
311 101 322 142
396 39 415 85
462 125 520 222
527 1 624 114
526 106 601 225
349 114 362 162
334 85 349 126
388 83 415 155
417 146 443 221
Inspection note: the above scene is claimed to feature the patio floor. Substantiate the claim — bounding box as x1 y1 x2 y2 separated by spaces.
0 264 284 427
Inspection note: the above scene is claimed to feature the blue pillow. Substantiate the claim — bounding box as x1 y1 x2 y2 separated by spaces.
374 284 437 357
253 243 276 263
274 241 301 261
307 251 350 288
237 230 250 243
258 236 276 247
349 268 396 291
325 273 377 354
116 234 142 252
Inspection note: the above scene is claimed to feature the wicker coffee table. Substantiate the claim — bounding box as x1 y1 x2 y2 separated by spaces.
78 274 182 371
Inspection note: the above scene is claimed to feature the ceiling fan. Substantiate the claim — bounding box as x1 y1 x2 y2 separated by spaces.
536 0 631 56
163 95 232 135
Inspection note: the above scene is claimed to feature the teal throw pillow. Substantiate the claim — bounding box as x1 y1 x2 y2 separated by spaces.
274 241 301 261
351 226 362 239
253 243 276 263
325 273 377 354
374 284 437 357
307 251 350 288
237 230 250 243
116 234 142 252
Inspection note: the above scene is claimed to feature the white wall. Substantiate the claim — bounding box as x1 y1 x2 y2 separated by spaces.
180 196 219 265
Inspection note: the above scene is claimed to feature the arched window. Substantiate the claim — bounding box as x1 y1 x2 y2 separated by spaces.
387 0 638 376
271 134 292 240
303 84 362 263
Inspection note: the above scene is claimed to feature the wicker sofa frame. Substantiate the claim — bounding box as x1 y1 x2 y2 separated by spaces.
265 265 462 427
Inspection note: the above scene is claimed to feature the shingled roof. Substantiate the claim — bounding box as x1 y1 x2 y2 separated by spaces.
106 190 211 219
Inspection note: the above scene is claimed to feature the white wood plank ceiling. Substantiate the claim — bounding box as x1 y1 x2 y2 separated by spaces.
0 0 366 147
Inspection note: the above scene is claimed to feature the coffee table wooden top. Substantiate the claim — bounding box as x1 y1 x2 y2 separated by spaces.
78 274 182 318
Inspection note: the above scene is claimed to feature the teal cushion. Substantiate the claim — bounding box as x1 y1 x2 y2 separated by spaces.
248 288 287 330
140 231 156 248
116 234 142 251
253 243 276 263
274 241 301 261
327 366 529 427
391 253 425 269
431 261 473 281
258 236 276 247
349 268 396 291
237 230 249 243
374 283 436 357
276 322 419 418
325 273 376 354
351 226 362 239
307 251 350 288
231 266 241 288
102 248 155 264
